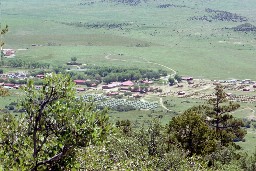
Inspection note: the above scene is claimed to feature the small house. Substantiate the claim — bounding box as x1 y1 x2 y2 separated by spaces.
178 91 186 95
121 80 134 86
36 74 45 79
3 49 15 57
181 76 193 81
74 80 86 85
243 87 250 91
141 80 153 84
102 82 120 89
3 83 15 87
76 88 85 92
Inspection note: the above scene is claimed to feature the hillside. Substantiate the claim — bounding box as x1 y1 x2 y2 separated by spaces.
1 0 256 80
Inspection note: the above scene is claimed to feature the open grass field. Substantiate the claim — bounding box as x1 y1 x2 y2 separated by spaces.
0 94 19 109
1 0 256 79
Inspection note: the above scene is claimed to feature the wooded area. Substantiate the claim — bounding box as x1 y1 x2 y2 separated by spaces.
0 74 254 170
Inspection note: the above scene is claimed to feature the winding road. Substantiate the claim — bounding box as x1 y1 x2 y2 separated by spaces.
104 54 177 77
159 97 172 112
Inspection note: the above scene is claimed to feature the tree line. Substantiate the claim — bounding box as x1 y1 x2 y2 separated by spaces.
84 65 168 83
0 56 169 87
2 58 50 69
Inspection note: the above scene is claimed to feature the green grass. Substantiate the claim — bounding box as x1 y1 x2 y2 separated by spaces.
237 128 256 155
0 92 20 109
161 96 206 113
2 0 256 79
109 109 174 127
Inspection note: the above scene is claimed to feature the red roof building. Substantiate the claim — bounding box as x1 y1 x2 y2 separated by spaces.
3 49 15 57
74 80 86 85
36 74 45 79
90 83 97 87
4 83 15 87
121 80 134 86
141 80 153 84
76 88 85 91
102 82 120 89
181 77 193 81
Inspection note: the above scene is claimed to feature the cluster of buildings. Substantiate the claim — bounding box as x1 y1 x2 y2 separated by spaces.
0 82 21 89
215 79 256 92
102 80 154 89
102 80 158 98
0 72 27 79
0 72 26 89
0 72 45 89
102 80 134 89
74 79 157 97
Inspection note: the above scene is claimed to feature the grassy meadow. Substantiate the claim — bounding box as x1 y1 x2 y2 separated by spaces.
1 0 256 79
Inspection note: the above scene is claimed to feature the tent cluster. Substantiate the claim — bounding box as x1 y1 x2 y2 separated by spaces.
82 94 158 110
83 94 107 102
99 99 158 110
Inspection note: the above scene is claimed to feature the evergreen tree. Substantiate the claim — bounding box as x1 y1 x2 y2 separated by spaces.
206 85 246 146
169 110 217 156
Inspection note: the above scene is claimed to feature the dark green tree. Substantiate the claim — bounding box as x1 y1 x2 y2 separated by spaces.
168 77 175 86
169 110 217 156
0 74 112 170
71 57 77 62
174 74 182 83
207 85 246 146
